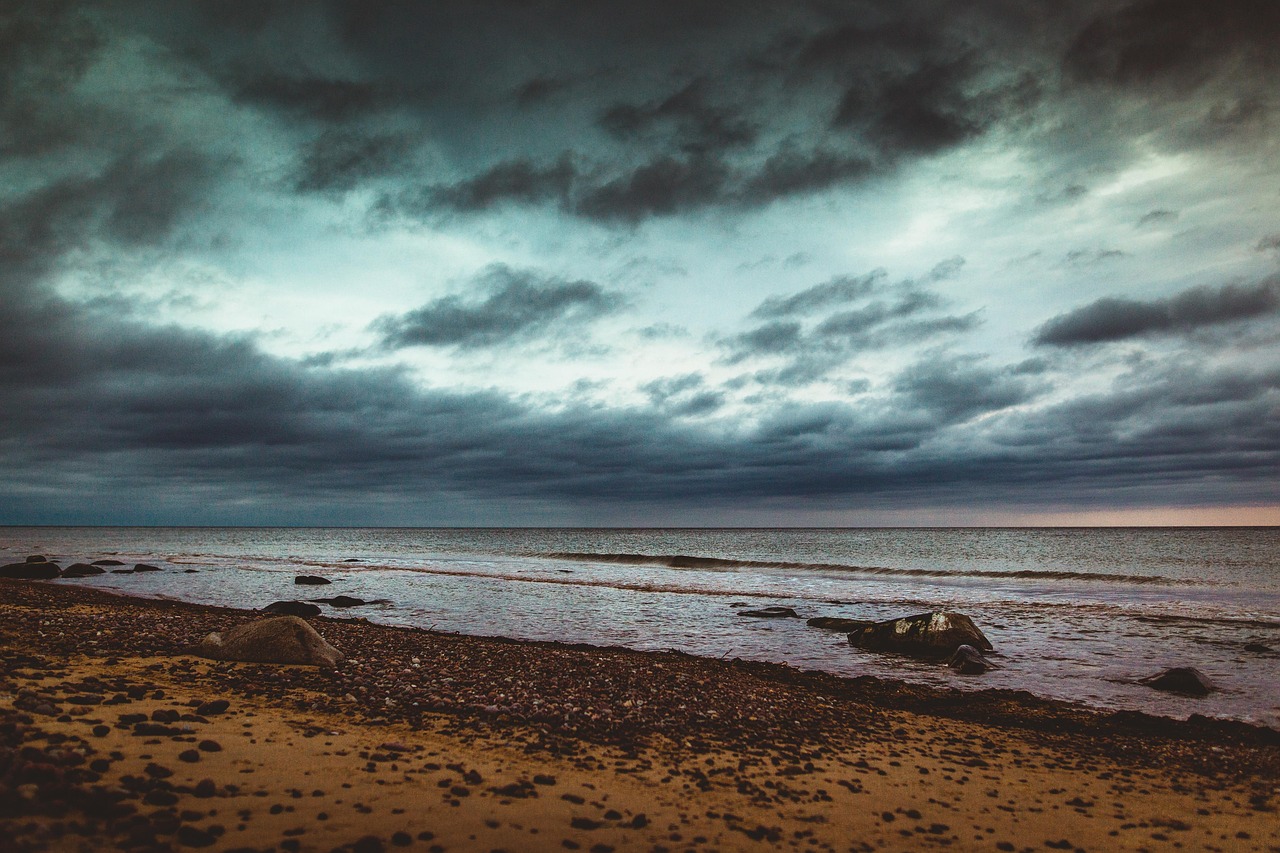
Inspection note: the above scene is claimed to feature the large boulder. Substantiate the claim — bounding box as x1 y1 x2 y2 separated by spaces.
1 561 61 580
263 600 322 617
1140 667 1216 697
192 616 344 667
848 611 993 659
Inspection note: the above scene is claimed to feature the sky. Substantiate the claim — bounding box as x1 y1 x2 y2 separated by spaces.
1 0 1278 526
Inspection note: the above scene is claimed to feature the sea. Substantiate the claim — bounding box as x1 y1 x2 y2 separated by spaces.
2 527 1278 729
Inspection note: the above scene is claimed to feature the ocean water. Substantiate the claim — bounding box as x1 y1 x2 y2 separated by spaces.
2 527 1278 728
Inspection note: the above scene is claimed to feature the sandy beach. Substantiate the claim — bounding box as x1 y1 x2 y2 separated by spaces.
2 579 1278 853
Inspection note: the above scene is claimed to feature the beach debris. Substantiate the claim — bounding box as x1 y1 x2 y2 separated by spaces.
848 611 993 659
807 616 872 632
949 644 996 675
1139 666 1216 697
1 557 61 579
263 600 323 617
193 615 344 667
738 606 800 618
60 563 106 578
295 575 332 585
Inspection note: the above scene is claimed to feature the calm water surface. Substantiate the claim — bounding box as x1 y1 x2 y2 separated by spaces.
3 527 1277 728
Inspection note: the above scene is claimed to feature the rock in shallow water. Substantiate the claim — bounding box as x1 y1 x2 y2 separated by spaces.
1140 667 1216 697
193 616 344 667
948 644 996 675
848 611 993 659
61 563 106 578
294 575 331 585
263 600 323 617
739 606 799 618
807 616 872 632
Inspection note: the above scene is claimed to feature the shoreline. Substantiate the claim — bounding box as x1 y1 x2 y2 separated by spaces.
4 579 1280 851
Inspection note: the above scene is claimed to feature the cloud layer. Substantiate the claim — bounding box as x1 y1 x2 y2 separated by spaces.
0 0 1277 524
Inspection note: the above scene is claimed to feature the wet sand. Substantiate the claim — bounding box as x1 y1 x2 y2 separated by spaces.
2 580 1278 852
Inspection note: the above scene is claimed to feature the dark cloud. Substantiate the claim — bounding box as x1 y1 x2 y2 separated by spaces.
641 373 724 418
1137 209 1178 227
375 265 622 350
1034 279 1280 346
724 266 981 382
574 155 733 222
598 80 757 156
228 71 391 122
1065 0 1280 90
751 270 887 319
412 157 577 214
294 130 415 193
893 354 1035 424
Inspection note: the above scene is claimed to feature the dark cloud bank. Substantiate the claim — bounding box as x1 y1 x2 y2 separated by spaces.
0 0 1277 523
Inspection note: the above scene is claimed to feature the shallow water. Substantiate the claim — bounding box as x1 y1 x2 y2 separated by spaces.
3 526 1278 728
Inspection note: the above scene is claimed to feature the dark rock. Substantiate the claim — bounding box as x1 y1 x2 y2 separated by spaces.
1244 643 1272 654
262 601 322 617
91 559 126 566
1 561 61 579
310 595 368 608
848 611 993 659
193 616 345 667
807 616 872 631
111 569 136 574
738 606 799 618
1140 667 1216 697
294 575 331 585
196 699 230 716
948 644 995 675
342 558 363 563
26 555 49 562
134 563 162 572
61 563 106 578
176 825 216 847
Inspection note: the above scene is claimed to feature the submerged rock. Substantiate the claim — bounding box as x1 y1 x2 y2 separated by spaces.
739 606 799 618
310 595 369 608
848 611 993 659
134 563 162 572
91 559 125 566
949 644 996 675
807 616 872 632
263 600 323 617
1140 667 1216 697
193 616 344 667
61 563 106 578
294 575 331 585
1 561 61 579
1244 642 1272 654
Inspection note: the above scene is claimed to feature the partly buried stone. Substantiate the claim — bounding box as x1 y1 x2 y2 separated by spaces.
1 560 61 579
848 611 993 659
807 616 872 632
949 644 996 675
193 616 344 667
739 606 799 618
61 563 106 578
263 600 322 617
1140 667 1216 697
294 575 332 585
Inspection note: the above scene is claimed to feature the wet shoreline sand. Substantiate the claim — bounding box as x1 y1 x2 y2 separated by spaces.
2 579 1278 852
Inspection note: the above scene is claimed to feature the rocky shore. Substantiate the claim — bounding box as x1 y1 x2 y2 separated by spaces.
3 579 1279 852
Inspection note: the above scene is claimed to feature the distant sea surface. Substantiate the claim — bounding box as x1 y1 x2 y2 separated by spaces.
3 527 1278 728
